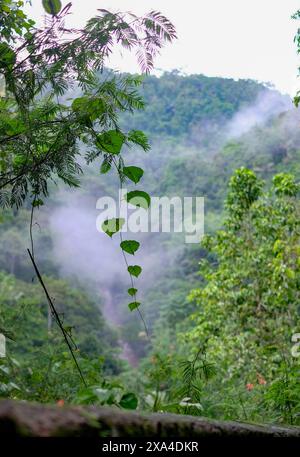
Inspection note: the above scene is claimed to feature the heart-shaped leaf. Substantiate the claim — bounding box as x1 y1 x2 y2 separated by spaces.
123 166 144 184
128 288 137 297
125 190 151 209
102 218 125 237
120 240 140 255
128 301 141 311
127 265 142 277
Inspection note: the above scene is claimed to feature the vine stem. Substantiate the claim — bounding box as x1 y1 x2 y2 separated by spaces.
27 249 87 387
112 156 150 339
29 197 52 330
29 195 36 260
119 230 149 338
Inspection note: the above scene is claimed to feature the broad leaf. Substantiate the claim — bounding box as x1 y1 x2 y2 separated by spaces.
127 265 142 277
102 218 125 237
123 166 144 184
100 160 111 174
0 43 16 68
32 199 44 208
71 96 87 112
96 130 125 154
128 288 137 297
128 301 141 311
125 190 151 209
119 392 138 410
120 240 140 255
72 96 104 122
13 154 27 167
42 0 62 15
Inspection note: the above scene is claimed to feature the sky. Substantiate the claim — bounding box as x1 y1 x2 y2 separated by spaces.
27 0 300 95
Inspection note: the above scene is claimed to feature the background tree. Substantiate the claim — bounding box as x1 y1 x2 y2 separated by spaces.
0 1 176 207
184 168 300 424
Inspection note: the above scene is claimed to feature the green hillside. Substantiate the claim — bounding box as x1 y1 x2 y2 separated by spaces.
1 65 300 423
121 72 269 139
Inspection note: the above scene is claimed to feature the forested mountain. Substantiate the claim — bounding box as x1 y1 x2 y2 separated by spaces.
121 72 269 138
0 71 296 338
1 66 300 422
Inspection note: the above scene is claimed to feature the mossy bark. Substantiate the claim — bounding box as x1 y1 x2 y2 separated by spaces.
0 400 299 437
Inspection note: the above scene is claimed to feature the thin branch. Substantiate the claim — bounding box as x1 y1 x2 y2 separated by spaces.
29 195 36 260
27 248 87 387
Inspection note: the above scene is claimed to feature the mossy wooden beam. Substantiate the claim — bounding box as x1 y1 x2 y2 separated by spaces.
0 400 299 437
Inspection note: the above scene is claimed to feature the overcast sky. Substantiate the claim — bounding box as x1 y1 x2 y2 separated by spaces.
27 0 300 95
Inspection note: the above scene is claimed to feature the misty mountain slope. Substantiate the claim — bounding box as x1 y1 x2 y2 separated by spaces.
0 72 297 363
160 108 300 214
120 71 290 149
44 74 297 357
144 107 300 340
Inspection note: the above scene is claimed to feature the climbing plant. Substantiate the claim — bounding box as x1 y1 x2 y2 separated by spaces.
0 0 176 379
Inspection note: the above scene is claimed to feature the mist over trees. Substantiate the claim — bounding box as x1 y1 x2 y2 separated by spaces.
0 0 300 432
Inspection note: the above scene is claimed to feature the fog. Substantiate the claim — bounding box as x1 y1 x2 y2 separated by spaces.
226 89 292 138
46 83 295 363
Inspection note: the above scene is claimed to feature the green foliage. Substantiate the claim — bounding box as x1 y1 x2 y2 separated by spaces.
123 166 144 184
1 2 299 426
128 302 141 312
272 173 299 196
119 392 138 410
42 0 62 16
226 167 263 222
0 2 171 346
125 190 151 209
0 0 34 41
121 71 268 140
127 265 142 277
120 240 140 255
182 168 300 424
0 1 176 405
0 271 121 401
130 166 300 425
128 288 138 297
75 384 138 411
102 218 125 238
100 159 112 174
95 130 126 155
0 3 175 207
